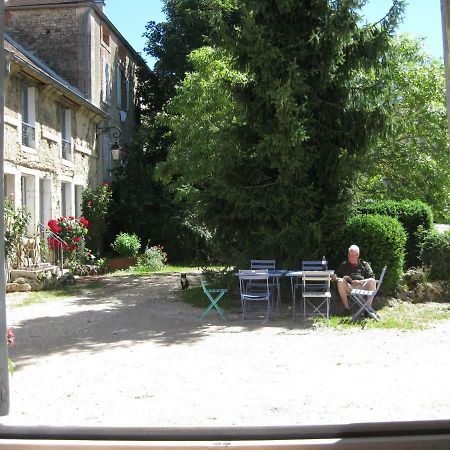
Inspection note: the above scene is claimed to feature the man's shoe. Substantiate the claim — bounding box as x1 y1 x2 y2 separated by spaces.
342 308 352 317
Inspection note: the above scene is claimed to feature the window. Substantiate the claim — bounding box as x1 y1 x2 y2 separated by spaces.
21 85 36 148
60 107 72 161
101 24 110 47
74 185 83 217
60 182 68 217
101 55 111 104
116 65 129 111
102 134 112 182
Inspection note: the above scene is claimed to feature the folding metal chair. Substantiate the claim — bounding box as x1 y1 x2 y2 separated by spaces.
349 266 387 322
200 279 228 320
292 260 328 318
301 270 332 320
250 259 280 313
239 269 273 322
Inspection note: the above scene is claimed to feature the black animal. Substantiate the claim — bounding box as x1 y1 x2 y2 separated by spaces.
180 273 190 290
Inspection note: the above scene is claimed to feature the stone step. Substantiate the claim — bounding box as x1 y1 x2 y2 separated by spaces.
10 265 61 280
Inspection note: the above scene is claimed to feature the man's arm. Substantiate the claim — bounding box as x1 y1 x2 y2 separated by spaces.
363 261 375 279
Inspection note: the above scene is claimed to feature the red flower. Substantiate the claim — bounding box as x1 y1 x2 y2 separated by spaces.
7 328 15 347
103 182 109 187
70 245 77 251
79 217 89 227
69 216 74 220
73 236 81 243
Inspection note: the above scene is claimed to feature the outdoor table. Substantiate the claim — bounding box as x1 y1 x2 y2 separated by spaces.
285 270 335 317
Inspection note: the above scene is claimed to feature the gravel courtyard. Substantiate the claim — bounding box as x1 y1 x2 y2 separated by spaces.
1 272 449 428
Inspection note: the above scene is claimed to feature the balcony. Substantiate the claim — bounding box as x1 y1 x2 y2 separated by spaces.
61 138 72 161
21 122 36 148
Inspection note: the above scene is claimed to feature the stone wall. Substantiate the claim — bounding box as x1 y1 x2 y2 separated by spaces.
5 5 90 95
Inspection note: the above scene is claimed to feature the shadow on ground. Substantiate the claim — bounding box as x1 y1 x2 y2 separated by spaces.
7 273 342 371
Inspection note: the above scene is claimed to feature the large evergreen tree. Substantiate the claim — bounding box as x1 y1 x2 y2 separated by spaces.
159 0 405 265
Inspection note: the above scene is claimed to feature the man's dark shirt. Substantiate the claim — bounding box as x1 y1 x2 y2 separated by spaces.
336 260 374 281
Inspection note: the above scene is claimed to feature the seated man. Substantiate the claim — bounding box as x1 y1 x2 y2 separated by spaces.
332 244 376 316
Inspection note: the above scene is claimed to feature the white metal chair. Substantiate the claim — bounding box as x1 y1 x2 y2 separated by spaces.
301 270 332 320
292 260 328 318
238 269 273 322
349 266 387 322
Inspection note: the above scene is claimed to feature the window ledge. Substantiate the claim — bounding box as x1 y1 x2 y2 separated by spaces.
21 145 37 154
75 145 92 156
42 129 59 143
5 115 20 128
62 159 74 167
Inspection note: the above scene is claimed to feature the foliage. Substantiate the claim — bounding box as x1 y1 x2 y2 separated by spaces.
109 129 212 264
111 232 141 258
420 230 450 281
338 214 407 292
158 0 405 265
136 245 168 271
47 216 89 261
144 0 217 101
323 302 450 330
81 183 113 254
105 0 220 265
354 35 450 223
357 199 433 268
4 196 30 266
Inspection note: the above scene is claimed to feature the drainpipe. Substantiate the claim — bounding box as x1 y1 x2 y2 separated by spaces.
0 0 11 416
83 6 91 101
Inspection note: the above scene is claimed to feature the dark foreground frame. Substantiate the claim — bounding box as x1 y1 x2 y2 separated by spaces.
0 420 449 449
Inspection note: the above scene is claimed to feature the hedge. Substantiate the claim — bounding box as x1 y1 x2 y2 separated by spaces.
339 214 407 293
420 230 450 281
357 200 433 268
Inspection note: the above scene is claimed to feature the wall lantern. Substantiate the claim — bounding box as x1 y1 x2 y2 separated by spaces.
96 126 123 161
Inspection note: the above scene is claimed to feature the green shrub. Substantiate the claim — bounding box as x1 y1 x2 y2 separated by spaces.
357 200 433 268
111 232 141 257
136 245 167 271
339 214 407 292
420 230 450 281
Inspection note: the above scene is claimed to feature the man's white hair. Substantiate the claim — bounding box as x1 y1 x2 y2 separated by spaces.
348 244 360 254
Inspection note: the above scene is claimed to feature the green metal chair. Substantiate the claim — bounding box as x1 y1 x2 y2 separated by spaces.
200 279 228 320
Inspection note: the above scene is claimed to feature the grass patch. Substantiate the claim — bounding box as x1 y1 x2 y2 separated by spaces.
13 280 104 307
319 302 450 330
109 265 210 277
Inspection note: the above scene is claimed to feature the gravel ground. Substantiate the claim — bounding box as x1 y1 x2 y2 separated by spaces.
1 272 449 428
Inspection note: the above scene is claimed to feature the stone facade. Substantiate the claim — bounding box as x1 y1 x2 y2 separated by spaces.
5 0 142 182
4 34 106 236
3 0 148 239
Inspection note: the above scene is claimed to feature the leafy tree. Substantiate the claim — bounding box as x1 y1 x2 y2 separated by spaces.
111 0 220 263
158 0 405 265
81 183 113 255
355 34 450 222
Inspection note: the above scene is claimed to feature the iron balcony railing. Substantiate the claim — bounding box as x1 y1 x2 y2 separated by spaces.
21 122 36 148
61 138 72 161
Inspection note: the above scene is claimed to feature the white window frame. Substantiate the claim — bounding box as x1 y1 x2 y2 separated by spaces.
21 86 36 149
60 107 72 161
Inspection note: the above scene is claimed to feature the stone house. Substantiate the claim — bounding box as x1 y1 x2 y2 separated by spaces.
3 0 148 245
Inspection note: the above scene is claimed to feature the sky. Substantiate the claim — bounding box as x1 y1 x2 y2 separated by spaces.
103 0 444 68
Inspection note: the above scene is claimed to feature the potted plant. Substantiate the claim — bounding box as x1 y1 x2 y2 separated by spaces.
108 232 141 271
